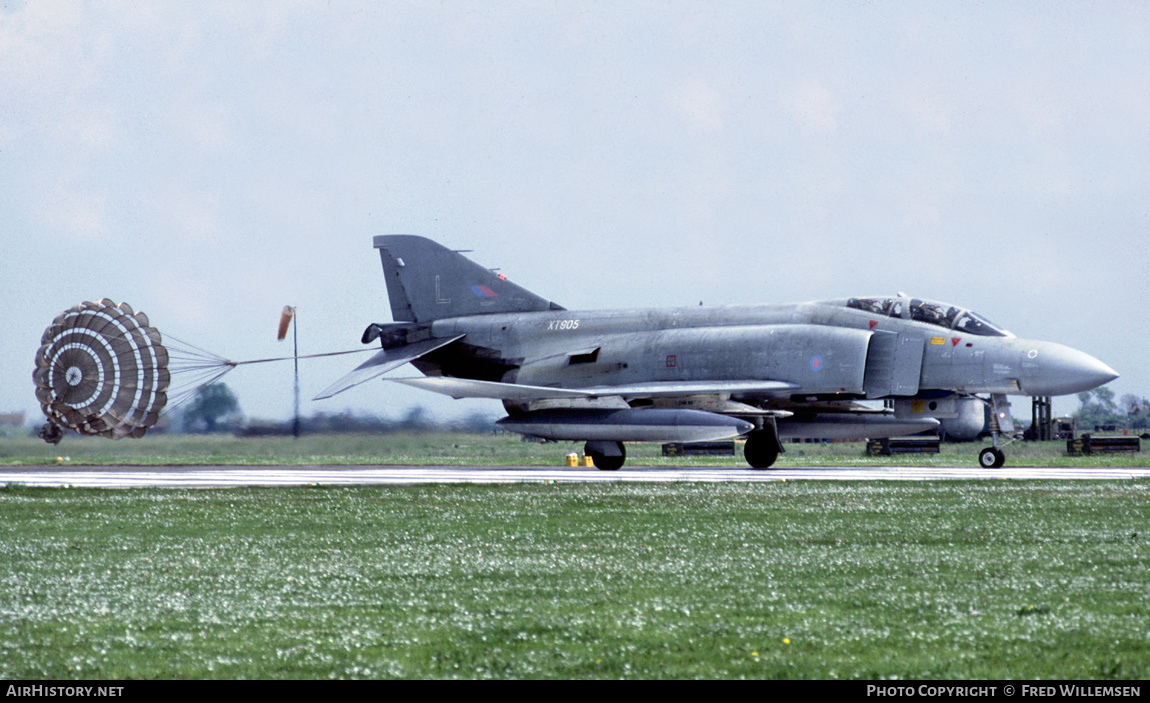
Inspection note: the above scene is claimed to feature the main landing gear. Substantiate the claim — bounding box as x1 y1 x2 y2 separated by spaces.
584 427 784 470
584 440 626 471
744 419 785 469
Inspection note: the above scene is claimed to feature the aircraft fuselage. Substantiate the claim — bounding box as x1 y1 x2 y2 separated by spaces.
425 301 1115 402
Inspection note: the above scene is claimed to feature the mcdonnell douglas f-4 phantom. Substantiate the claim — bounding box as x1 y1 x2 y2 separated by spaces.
317 236 1118 470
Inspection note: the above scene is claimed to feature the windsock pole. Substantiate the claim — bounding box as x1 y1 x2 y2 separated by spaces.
278 306 300 438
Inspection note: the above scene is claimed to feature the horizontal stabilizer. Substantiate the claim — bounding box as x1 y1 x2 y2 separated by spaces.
391 377 798 401
313 335 464 400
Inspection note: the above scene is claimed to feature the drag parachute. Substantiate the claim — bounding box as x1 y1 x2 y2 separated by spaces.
34 300 368 444
33 299 247 443
34 299 170 440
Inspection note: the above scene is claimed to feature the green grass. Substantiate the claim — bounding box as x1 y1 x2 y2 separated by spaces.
2 431 1148 467
2 481 1148 679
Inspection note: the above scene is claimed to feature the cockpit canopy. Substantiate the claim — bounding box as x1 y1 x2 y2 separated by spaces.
844 297 1012 337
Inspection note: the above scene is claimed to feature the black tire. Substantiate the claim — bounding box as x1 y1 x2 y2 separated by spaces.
979 447 1005 469
744 431 780 469
585 441 625 471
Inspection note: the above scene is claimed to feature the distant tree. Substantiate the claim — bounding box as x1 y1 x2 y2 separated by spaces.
399 405 432 432
1073 387 1125 432
183 383 242 433
450 411 498 434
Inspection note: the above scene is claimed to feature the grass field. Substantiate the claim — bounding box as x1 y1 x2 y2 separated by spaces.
2 479 1148 679
2 431 1148 467
2 432 1148 679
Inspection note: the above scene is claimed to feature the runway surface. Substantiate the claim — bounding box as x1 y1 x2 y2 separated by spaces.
2 464 1149 488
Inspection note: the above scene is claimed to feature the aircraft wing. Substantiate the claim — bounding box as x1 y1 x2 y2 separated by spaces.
313 335 465 400
391 377 798 401
391 377 593 400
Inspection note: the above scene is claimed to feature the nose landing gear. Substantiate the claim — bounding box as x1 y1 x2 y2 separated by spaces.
979 446 1006 468
978 393 1014 469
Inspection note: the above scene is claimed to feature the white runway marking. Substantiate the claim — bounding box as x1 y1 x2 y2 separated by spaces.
2 464 1148 488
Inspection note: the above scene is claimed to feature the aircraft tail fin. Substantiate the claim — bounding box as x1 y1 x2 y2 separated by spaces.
374 235 564 323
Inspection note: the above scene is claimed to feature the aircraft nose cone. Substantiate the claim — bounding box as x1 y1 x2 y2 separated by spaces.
1023 342 1118 396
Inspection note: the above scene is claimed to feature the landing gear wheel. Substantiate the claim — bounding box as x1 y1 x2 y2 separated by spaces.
979 447 1005 469
585 441 625 471
744 431 780 469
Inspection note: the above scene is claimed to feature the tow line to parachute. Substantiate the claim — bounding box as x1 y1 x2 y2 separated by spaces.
34 299 370 444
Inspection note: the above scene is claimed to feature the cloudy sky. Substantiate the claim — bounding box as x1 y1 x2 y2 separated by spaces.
3 1 1147 428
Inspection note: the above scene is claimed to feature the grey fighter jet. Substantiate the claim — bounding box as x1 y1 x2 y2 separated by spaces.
317 236 1118 470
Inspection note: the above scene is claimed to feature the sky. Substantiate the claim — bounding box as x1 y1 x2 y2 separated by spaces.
3 0 1148 429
